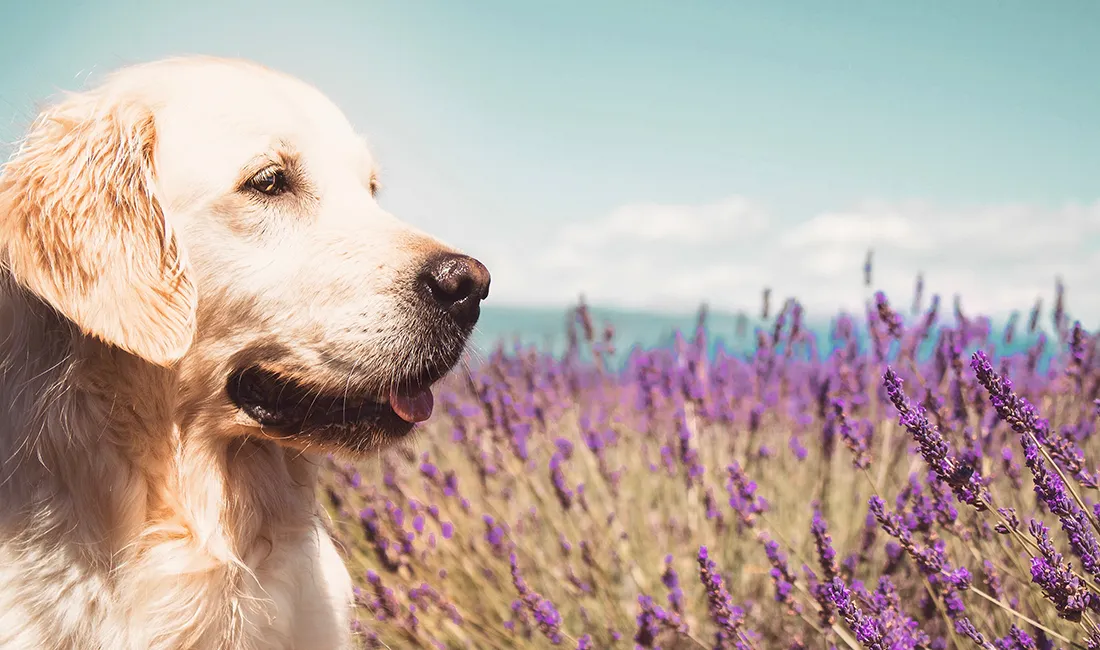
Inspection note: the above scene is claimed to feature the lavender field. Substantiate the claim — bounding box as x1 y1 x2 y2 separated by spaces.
321 283 1100 650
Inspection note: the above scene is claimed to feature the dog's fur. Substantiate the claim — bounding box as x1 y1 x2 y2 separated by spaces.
0 56 484 649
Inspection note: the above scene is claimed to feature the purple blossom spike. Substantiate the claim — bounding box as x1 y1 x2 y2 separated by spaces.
726 462 768 528
811 507 839 581
995 625 1038 650
972 349 1099 488
1027 520 1094 622
833 398 871 469
634 593 688 648
972 351 1100 580
825 578 886 649
697 546 751 649
883 366 989 509
549 452 575 510
661 554 685 615
875 291 904 339
509 552 563 644
763 537 801 614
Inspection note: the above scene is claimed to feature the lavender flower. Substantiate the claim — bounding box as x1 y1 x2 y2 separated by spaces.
825 578 886 649
549 452 575 510
972 351 1100 579
811 507 839 581
634 593 688 647
726 462 768 528
875 291 904 339
833 397 871 469
883 366 989 509
994 625 1038 650
763 537 801 614
1027 520 1094 622
661 554 685 615
509 552 564 644
698 546 750 649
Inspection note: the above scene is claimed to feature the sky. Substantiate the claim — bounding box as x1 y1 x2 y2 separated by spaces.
2 0 1099 325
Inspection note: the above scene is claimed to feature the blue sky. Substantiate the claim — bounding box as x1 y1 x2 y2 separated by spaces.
3 1 1099 323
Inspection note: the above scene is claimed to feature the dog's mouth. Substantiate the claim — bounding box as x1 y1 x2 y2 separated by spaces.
225 364 445 438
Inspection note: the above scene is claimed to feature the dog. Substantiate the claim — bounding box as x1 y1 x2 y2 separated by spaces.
0 56 489 649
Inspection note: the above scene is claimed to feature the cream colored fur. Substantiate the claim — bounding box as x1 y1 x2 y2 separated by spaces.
0 56 465 649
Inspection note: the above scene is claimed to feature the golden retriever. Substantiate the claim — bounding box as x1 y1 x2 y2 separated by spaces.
0 56 490 649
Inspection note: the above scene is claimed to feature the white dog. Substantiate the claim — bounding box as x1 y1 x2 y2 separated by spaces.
0 56 489 649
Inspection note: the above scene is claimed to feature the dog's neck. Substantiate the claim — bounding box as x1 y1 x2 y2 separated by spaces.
0 275 324 645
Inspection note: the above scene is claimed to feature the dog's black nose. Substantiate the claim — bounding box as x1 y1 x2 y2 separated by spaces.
419 253 491 326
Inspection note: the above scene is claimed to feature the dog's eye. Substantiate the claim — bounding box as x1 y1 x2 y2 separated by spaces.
247 166 290 196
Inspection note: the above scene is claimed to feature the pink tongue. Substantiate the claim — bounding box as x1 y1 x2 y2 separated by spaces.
388 387 435 423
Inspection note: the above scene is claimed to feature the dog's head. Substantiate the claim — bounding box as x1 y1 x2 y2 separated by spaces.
0 56 489 454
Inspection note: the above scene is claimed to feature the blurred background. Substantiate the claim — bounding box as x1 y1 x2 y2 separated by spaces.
3 0 1098 354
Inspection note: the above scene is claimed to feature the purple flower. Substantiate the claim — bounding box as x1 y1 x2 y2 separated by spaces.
634 593 688 647
726 462 768 528
883 366 989 509
874 291 904 340
763 537 801 614
868 495 987 640
953 616 990 648
697 546 751 649
549 452 575 510
789 434 809 461
509 552 563 644
972 349 1097 486
811 507 839 581
994 625 1038 650
483 515 511 556
661 554 685 615
1027 520 1094 622
833 397 871 469
972 351 1100 579
982 560 1004 601
825 578 886 649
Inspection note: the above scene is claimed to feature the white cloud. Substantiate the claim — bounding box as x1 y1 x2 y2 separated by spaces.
487 196 1100 325
556 196 770 247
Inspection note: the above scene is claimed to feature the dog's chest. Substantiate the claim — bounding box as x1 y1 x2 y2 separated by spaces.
0 523 354 650
241 524 356 650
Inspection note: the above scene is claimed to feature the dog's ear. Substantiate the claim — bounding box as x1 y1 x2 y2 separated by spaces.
0 91 197 366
